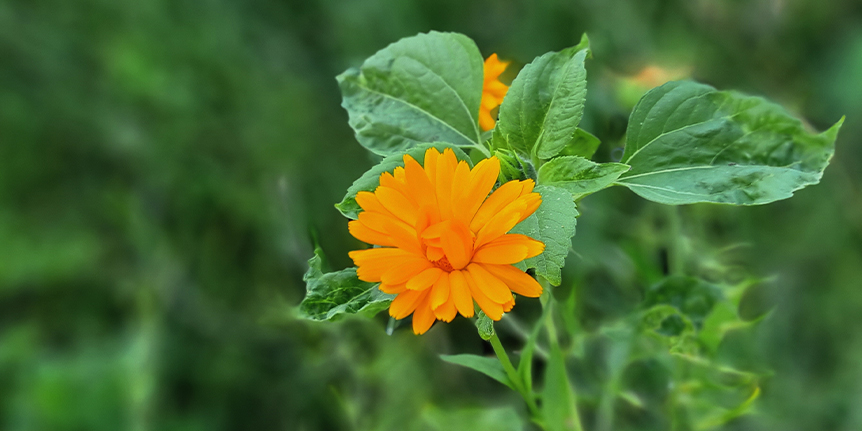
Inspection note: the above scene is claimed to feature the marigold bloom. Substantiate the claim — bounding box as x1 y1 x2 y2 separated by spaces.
348 148 544 334
479 54 510 131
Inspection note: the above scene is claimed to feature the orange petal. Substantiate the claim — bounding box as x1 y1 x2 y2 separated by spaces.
463 270 504 320
381 258 433 285
406 267 443 291
379 283 407 294
474 199 527 249
412 295 437 335
355 191 394 217
453 157 499 226
404 155 437 210
423 148 440 187
441 220 474 270
518 193 542 223
348 220 396 247
426 246 445 261
435 149 458 220
430 273 450 309
466 263 513 304
433 296 458 322
349 248 417 282
473 234 544 264
375 186 418 225
481 264 543 297
448 270 475 318
389 288 428 319
470 180 524 232
502 297 515 312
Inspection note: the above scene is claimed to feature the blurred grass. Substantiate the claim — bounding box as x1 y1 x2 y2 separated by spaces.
0 0 860 430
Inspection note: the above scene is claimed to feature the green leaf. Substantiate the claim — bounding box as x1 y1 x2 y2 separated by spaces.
335 143 471 219
337 31 484 155
440 354 515 390
557 128 602 159
543 340 580 431
538 156 630 199
298 248 393 321
617 80 844 205
511 185 578 285
475 310 495 341
497 36 590 161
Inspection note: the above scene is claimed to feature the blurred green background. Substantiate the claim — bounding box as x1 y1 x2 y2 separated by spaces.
1 0 860 430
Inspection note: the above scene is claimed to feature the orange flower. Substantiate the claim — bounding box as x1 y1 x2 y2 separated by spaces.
479 54 510 131
348 148 544 334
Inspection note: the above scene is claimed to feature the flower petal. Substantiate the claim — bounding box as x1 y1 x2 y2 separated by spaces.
473 234 544 264
448 270 474 318
441 220 474 270
433 296 458 322
463 270 504 320
412 295 436 335
453 157 499 226
406 267 443 291
466 263 513 304
375 186 418 225
430 273 450 309
470 180 524 232
348 220 396 247
389 288 428 319
381 257 433 285
481 264 543 298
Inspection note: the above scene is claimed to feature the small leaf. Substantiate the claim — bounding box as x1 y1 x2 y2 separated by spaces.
298 248 394 321
497 36 590 161
440 354 515 390
557 128 602 159
495 148 529 181
543 340 580 431
617 80 844 205
538 156 630 199
337 31 485 155
475 310 495 341
511 185 579 285
336 143 471 219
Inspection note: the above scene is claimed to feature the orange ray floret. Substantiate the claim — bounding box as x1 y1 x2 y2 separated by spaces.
348 148 544 334
479 54 510 131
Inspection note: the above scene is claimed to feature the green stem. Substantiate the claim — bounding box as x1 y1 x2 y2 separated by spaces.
474 143 492 158
543 285 584 431
489 332 542 423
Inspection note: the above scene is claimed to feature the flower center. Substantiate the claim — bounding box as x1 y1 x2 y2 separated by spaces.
432 255 454 272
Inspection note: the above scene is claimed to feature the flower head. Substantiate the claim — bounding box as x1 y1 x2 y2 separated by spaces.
348 148 544 334
479 54 510 131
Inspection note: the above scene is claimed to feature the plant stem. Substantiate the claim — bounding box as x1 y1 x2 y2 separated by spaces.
489 332 542 424
543 284 584 431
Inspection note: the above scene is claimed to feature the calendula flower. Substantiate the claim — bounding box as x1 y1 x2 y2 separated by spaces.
348 148 544 334
479 54 510 131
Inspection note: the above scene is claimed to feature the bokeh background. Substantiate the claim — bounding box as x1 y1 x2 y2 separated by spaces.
2 0 860 430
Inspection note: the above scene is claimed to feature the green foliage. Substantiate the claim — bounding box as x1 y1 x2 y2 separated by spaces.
496 35 590 161
299 248 393 321
538 156 630 200
511 185 579 285
617 81 844 205
439 354 515 390
475 310 496 341
557 128 602 159
335 142 471 219
337 31 485 155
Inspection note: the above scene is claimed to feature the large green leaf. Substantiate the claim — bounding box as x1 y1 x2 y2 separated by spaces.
337 31 485 155
298 249 393 321
538 156 630 200
439 354 515 390
497 35 590 161
335 143 471 219
511 185 578 285
617 80 843 205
